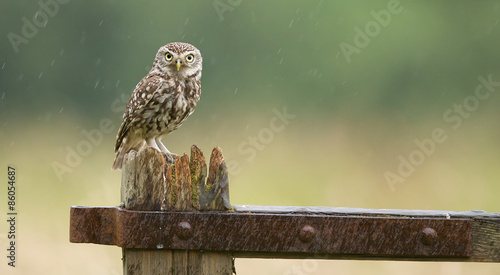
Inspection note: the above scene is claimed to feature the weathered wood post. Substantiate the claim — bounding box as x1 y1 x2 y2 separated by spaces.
120 145 234 274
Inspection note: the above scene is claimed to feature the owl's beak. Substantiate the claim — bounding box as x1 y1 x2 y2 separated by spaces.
175 59 182 71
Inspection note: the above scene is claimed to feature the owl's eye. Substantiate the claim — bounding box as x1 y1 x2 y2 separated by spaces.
165 52 173 61
185 54 194 63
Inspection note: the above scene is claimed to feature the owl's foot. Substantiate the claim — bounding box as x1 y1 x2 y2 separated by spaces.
154 137 178 163
162 152 178 164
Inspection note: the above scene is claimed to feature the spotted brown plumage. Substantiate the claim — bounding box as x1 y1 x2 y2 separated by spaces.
112 42 202 170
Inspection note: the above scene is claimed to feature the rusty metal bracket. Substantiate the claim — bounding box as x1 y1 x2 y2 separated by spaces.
68 205 500 261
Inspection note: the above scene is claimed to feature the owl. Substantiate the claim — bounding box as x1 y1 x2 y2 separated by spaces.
112 42 202 170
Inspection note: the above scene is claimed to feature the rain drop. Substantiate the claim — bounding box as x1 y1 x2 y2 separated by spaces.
234 88 238 94
1 93 5 100
184 18 189 25
116 80 120 87
39 72 43 79
2 62 5 69
99 20 103 26
80 31 86 44
289 19 294 28
60 107 64 113
95 80 100 89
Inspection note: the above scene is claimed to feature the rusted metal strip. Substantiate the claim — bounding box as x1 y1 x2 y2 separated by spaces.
70 206 473 258
233 205 500 219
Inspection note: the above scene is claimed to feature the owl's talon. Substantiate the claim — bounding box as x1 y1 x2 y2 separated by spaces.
163 152 178 164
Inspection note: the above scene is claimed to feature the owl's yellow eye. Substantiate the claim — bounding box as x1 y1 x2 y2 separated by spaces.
185 54 194 63
165 52 173 61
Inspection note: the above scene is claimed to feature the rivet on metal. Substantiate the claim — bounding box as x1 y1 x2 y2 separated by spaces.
176 221 193 240
299 225 316 243
421 227 437 245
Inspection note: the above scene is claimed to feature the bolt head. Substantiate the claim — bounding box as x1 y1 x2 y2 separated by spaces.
421 227 437 245
299 225 316 243
176 221 193 240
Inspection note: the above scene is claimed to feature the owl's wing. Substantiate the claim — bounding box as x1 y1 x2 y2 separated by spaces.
114 75 164 152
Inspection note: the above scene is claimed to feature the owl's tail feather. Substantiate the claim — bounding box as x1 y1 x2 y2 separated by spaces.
112 136 145 170
112 151 125 171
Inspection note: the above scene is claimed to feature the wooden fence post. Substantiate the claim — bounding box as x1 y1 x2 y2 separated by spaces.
120 145 234 275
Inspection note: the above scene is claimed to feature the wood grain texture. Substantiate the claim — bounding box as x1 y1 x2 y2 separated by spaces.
472 219 500 262
122 145 233 275
121 148 165 211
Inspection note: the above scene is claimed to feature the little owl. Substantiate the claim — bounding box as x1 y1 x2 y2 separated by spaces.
112 42 202 170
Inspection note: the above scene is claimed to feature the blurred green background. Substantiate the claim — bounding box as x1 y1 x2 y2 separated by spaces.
1 0 499 274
